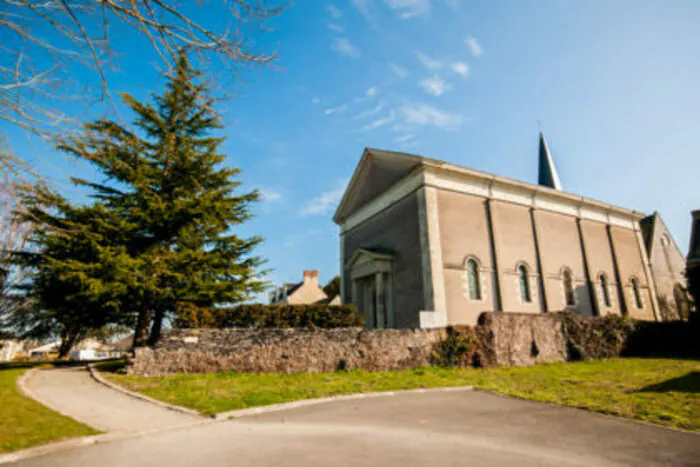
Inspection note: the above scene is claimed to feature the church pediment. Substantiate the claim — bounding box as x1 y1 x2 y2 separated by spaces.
333 148 424 223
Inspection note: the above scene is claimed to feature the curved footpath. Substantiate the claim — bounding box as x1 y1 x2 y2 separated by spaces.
21 366 202 434
8 366 700 466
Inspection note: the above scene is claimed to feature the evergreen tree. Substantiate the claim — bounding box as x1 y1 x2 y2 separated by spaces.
15 50 264 349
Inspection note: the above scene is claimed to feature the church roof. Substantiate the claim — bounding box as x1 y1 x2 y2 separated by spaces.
333 145 645 224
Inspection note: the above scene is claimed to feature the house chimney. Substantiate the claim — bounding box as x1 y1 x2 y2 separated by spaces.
303 270 319 287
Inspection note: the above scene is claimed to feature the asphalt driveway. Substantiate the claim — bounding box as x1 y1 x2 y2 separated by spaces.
12 386 699 466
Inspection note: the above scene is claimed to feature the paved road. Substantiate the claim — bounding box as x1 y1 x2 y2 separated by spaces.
14 384 700 466
23 366 201 434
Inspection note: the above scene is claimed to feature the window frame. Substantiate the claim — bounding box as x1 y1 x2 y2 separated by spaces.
517 264 532 304
599 273 611 308
561 267 575 307
464 257 482 301
630 277 643 309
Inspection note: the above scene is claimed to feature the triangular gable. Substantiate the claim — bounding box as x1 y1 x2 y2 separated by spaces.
333 148 424 223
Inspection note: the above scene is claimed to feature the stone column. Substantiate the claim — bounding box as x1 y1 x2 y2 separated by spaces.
375 272 386 329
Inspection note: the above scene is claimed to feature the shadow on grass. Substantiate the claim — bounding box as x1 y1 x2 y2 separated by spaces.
0 358 127 373
637 372 700 394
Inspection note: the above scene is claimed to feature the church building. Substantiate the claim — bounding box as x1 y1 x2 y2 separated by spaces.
333 135 686 328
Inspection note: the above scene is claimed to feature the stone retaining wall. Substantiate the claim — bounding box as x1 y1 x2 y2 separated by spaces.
130 328 445 376
129 312 698 376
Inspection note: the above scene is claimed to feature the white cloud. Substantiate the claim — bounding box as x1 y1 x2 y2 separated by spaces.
326 4 342 19
450 61 470 78
360 111 396 131
384 0 430 19
400 103 463 128
301 181 347 216
258 187 282 203
331 38 361 58
466 36 483 57
395 133 415 143
324 104 348 115
366 86 378 97
312 97 321 104
351 0 377 26
416 52 442 70
390 63 408 78
327 23 344 33
420 75 452 96
353 102 385 120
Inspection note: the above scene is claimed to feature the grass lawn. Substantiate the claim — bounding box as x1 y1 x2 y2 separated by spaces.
101 358 700 430
0 363 99 454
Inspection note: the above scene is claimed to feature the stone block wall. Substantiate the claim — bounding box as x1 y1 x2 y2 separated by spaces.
130 328 444 376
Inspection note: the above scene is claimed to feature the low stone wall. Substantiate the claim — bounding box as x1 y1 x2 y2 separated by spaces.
130 328 444 376
129 312 699 376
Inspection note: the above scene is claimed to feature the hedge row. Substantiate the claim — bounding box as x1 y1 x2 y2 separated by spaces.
173 303 364 329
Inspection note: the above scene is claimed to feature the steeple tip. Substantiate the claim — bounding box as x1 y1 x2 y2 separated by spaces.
538 132 562 191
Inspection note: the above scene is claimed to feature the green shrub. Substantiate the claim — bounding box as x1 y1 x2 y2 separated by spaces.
174 304 364 329
431 326 477 368
560 312 635 360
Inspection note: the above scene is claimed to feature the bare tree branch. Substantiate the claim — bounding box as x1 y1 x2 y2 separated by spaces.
1 0 284 175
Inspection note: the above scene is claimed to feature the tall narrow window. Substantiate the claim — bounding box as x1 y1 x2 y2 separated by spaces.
518 265 531 303
631 278 642 309
562 269 575 306
466 259 481 300
600 274 611 307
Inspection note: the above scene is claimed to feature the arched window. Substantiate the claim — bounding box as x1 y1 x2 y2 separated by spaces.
631 278 643 309
517 265 531 303
465 258 482 300
599 274 611 307
562 269 575 306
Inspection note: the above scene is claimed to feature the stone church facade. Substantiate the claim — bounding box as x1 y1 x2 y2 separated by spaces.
334 136 685 328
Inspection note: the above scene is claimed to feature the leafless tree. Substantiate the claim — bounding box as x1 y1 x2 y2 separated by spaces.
0 174 33 326
1 0 283 174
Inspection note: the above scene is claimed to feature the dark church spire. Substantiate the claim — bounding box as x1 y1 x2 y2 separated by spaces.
538 132 562 190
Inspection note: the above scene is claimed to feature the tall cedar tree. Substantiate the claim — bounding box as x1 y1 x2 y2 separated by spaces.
10 187 135 357
54 51 263 346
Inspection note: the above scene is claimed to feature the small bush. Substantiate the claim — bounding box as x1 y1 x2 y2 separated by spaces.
174 303 364 329
431 326 477 368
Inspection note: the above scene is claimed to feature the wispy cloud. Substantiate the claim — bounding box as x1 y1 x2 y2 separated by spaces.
366 86 378 97
395 133 415 143
420 75 452 96
445 0 461 9
450 61 469 78
312 97 321 104
400 103 463 128
301 181 347 216
360 111 396 131
385 0 430 19
466 36 483 57
353 102 385 120
327 23 344 33
324 104 348 115
390 63 409 78
331 38 361 58
351 0 377 26
326 4 343 19
416 52 442 70
258 187 282 203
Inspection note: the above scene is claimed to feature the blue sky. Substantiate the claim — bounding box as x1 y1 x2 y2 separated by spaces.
11 0 700 294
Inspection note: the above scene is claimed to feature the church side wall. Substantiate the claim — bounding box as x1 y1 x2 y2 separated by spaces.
579 220 624 316
490 200 542 313
610 226 656 320
534 210 594 316
436 190 497 325
342 192 425 328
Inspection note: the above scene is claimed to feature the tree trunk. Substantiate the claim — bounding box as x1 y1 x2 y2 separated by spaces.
133 309 152 347
147 308 165 346
58 329 81 359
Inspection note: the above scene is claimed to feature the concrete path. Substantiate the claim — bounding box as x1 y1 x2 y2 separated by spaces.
13 386 700 466
23 366 201 434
